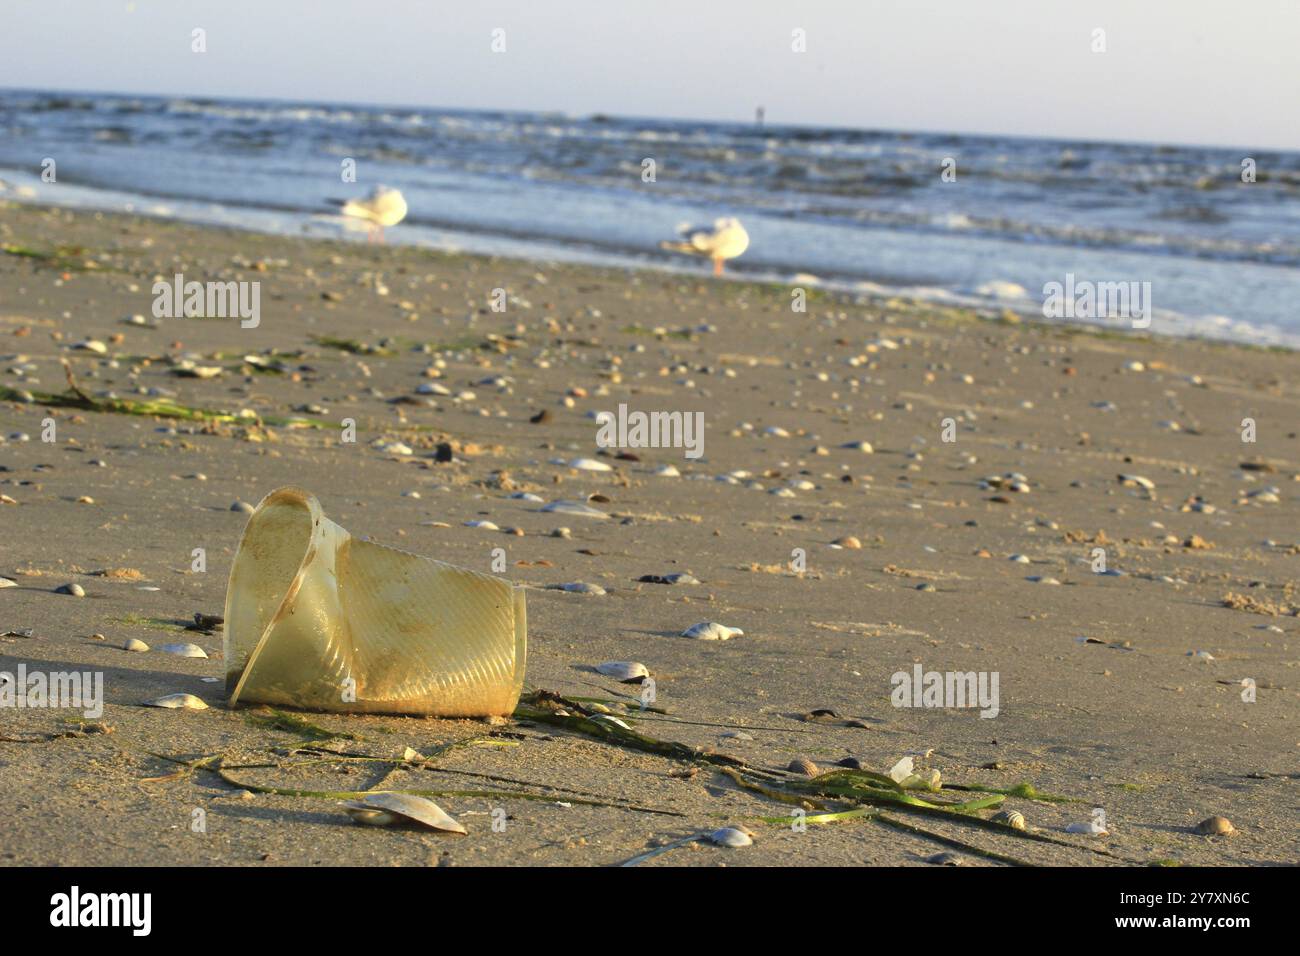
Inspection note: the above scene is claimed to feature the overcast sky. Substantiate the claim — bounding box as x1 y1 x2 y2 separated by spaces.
2 0 1295 149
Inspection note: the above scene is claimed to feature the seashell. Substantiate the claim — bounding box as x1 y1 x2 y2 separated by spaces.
567 457 612 472
0 577 17 588
1065 820 1109 836
595 661 648 681
720 730 754 741
123 638 150 653
1194 815 1235 835
142 693 208 710
707 826 753 848
342 792 466 834
993 809 1026 830
56 583 86 597
159 642 208 658
832 536 862 549
681 621 743 641
73 339 108 353
223 488 526 717
787 757 819 776
638 573 699 585
840 440 874 453
1117 474 1156 491
540 500 608 519
652 464 681 477
546 581 605 595
508 492 544 502
464 520 499 530
1026 576 1061 585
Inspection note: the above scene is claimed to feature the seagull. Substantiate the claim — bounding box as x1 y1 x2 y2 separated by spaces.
660 217 750 276
336 186 408 243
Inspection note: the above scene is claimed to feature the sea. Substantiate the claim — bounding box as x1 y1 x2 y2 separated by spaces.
2 88 1297 347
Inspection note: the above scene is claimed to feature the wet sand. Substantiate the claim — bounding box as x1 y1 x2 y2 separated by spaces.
1 201 1296 866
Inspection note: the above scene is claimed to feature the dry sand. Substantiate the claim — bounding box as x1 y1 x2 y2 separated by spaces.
1 202 1296 866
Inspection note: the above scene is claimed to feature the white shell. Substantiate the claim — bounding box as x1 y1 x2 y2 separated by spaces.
540 500 609 519
1065 820 1109 836
0 577 16 588
159 642 208 658
342 792 466 834
548 582 606 595
123 638 150 652
840 440 874 453
1117 474 1156 490
681 621 743 641
707 826 753 848
567 458 612 472
143 693 208 710
596 661 649 680
653 464 681 477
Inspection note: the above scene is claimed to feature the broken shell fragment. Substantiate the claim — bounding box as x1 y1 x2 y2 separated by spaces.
159 642 208 658
540 500 609 519
342 792 467 834
595 661 649 681
1118 474 1156 491
223 487 526 717
681 621 744 641
1194 815 1236 836
143 693 208 710
707 826 753 848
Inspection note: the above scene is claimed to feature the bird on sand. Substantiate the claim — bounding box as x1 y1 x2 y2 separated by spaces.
660 217 749 275
336 186 408 243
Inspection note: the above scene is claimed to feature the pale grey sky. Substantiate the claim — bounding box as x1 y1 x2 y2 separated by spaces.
2 0 1296 149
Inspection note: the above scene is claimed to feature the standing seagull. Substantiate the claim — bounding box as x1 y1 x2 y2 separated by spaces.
337 186 408 243
660 217 750 276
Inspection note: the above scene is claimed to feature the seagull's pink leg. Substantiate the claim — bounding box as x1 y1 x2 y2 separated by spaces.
713 257 724 276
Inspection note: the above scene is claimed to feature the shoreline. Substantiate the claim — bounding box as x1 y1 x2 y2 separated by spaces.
3 198 1297 355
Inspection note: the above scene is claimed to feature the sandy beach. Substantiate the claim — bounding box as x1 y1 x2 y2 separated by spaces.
1 200 1296 867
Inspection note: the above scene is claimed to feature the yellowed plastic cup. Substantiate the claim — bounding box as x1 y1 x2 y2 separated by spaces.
223 487 526 716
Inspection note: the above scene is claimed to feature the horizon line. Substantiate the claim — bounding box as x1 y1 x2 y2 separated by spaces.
2 82 1294 156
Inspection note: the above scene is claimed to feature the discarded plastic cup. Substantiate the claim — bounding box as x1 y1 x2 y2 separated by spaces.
223 487 526 716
